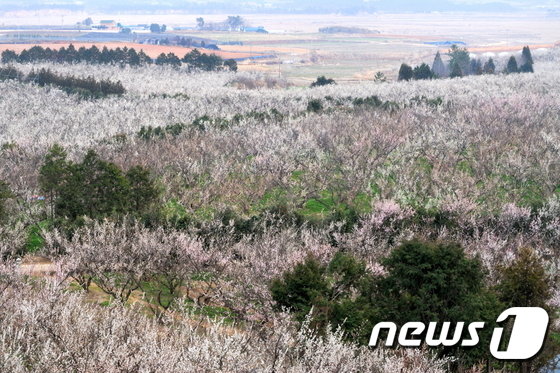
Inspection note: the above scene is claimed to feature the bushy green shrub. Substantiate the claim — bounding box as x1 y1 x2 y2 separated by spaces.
0 181 13 224
310 76 335 87
39 145 160 224
270 252 368 333
271 240 505 368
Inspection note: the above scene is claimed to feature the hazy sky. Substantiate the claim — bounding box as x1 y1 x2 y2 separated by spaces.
0 0 558 13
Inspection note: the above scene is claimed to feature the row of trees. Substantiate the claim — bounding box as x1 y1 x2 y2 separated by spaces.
0 66 125 98
149 23 167 33
2 45 152 66
1 45 238 72
196 16 246 31
155 49 238 71
398 45 535 81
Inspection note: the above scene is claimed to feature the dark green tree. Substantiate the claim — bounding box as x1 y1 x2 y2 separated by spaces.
18 49 31 63
75 150 130 219
127 48 140 66
506 56 519 74
99 46 111 64
165 53 181 68
450 61 464 78
483 58 496 74
196 17 205 30
520 62 534 73
497 247 551 308
469 58 483 75
150 23 161 33
183 49 202 67
432 51 447 78
40 148 160 223
310 76 335 87
270 240 503 368
447 44 470 76
226 16 245 31
397 63 413 81
50 151 128 221
496 247 556 373
521 46 534 66
0 65 22 81
64 44 79 64
412 63 434 80
39 144 70 219
198 53 222 71
182 49 224 71
138 50 152 65
372 240 502 366
306 99 323 112
520 46 534 73
373 71 387 82
270 256 330 322
155 53 168 66
0 181 13 224
27 46 47 62
126 166 160 215
270 252 368 334
224 59 238 72
1 50 18 64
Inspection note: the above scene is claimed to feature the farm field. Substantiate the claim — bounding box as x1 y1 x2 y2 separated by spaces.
1 12 559 82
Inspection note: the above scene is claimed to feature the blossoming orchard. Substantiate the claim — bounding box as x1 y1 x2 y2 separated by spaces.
0 40 559 372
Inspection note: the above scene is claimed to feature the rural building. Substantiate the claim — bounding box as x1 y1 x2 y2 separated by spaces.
97 20 119 30
244 26 268 33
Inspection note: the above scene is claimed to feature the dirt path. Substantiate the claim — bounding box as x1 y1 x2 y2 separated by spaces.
17 255 58 278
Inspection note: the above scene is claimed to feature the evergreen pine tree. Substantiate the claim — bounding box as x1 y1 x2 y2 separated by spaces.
310 76 336 87
506 56 519 74
469 58 483 75
39 144 70 219
155 53 168 66
397 63 413 81
126 166 160 215
521 46 534 65
138 50 152 65
447 44 470 76
412 63 434 80
1 50 18 64
432 51 447 78
0 181 13 224
127 48 140 66
483 58 496 74
373 71 387 83
100 46 111 64
449 61 463 78
224 59 238 72
88 45 101 64
496 247 554 373
520 46 534 73
166 53 182 68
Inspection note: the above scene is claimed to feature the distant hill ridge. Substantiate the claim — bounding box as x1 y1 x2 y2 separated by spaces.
0 0 551 14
